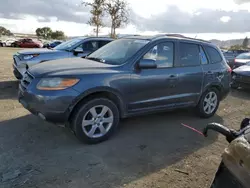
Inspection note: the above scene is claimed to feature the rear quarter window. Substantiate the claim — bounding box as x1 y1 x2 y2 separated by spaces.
204 46 222 64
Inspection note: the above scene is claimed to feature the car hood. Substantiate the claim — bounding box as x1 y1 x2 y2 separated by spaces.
18 48 62 55
235 59 250 63
29 57 118 77
233 65 250 76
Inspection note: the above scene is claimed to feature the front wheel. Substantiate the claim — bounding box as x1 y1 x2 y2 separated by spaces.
196 88 220 118
71 98 120 144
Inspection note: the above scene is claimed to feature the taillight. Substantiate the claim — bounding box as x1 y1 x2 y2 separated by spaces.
228 66 232 73
234 59 236 63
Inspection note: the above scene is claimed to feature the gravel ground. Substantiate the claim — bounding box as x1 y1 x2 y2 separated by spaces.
0 47 250 188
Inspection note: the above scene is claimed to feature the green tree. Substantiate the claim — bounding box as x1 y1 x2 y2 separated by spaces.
82 0 106 37
242 37 249 49
35 27 53 39
0 26 13 36
229 44 243 51
51 30 66 40
105 0 129 38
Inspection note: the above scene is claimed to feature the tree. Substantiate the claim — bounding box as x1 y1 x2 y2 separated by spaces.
105 0 129 38
35 27 53 39
51 30 66 40
82 0 106 37
0 26 13 36
242 37 249 49
229 44 243 51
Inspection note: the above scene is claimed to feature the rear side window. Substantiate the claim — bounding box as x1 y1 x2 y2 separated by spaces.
179 43 200 67
199 46 208 65
204 46 222 64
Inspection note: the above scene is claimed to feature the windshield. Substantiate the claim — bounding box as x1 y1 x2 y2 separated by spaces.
87 38 149 65
236 53 250 59
54 38 83 50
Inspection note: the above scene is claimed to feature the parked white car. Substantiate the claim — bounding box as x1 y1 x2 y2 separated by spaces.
0 38 16 47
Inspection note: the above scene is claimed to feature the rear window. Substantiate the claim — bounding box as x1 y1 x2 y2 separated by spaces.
204 46 222 64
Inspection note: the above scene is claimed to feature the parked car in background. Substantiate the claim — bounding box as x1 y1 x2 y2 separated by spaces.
223 49 249 68
0 38 16 47
232 52 250 69
43 41 62 48
13 37 113 79
17 38 43 48
18 34 231 144
0 40 3 47
231 62 250 89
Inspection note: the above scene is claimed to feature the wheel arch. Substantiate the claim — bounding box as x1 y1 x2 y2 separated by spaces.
199 83 223 102
68 87 127 123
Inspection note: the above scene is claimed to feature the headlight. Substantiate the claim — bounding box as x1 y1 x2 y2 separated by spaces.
23 54 39 60
37 78 80 90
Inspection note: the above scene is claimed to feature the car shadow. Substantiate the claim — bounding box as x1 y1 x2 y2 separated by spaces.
230 88 250 100
0 111 222 188
0 80 19 100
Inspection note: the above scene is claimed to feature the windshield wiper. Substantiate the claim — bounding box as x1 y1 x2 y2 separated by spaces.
86 57 105 63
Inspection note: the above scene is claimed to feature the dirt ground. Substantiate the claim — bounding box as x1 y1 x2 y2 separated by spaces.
0 47 250 188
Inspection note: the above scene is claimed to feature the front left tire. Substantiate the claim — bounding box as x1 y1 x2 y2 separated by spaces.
71 98 120 144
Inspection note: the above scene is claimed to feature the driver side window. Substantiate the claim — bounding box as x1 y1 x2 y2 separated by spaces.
142 42 174 68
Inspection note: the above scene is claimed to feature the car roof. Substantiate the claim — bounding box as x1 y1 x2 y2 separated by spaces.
123 34 213 45
236 52 250 56
71 37 114 41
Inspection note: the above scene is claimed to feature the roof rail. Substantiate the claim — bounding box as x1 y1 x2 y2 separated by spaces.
118 34 141 38
155 33 211 43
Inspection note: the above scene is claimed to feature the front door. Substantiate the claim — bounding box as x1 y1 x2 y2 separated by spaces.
129 41 179 112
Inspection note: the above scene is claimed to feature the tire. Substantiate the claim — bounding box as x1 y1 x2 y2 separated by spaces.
196 88 220 118
231 82 239 89
71 98 120 144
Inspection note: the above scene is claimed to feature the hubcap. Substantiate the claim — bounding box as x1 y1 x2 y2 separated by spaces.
203 91 218 114
82 105 114 138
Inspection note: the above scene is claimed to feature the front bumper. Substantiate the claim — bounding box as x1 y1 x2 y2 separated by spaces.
18 84 80 124
231 74 250 89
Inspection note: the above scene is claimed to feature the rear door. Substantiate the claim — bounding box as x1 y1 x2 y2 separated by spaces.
202 45 230 92
173 42 204 106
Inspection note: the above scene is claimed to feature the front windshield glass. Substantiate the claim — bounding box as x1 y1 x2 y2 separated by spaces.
236 53 250 59
54 38 83 50
87 38 149 65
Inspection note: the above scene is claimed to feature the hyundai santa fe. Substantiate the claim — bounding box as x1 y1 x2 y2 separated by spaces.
18 34 231 144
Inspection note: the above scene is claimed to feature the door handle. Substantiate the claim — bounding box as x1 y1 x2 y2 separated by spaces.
205 71 213 75
169 74 177 79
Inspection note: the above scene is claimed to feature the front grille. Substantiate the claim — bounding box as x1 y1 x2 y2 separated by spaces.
20 71 34 90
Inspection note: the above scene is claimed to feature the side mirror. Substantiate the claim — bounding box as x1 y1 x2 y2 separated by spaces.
73 48 83 55
138 59 157 69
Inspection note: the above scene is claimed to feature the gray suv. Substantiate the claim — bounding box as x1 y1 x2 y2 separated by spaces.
18 35 231 144
12 37 113 79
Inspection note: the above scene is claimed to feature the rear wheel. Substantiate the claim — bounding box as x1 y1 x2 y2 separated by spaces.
71 98 120 144
196 88 220 118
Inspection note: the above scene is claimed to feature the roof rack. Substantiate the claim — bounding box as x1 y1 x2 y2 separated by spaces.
118 34 141 38
155 33 211 43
